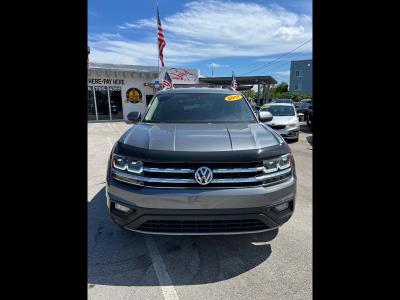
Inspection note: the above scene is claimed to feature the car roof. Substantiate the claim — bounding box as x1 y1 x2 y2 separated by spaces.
263 102 294 106
156 87 240 95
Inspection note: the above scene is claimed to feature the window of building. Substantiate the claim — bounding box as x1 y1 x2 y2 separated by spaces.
296 70 304 77
295 70 304 77
94 86 110 120
109 86 123 120
88 86 97 120
294 83 303 91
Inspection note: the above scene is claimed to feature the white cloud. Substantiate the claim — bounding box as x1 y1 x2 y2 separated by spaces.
208 62 229 68
275 70 290 76
89 0 312 65
122 19 157 29
255 58 277 62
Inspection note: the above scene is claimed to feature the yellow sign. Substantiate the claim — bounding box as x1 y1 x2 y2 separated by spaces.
225 94 243 101
125 87 143 104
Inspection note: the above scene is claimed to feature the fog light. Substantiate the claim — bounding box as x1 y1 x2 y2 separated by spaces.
115 203 130 213
273 202 289 212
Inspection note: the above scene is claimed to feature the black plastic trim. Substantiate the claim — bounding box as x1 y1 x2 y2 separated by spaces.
115 142 290 163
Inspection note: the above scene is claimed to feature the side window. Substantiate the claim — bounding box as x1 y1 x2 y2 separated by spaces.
145 97 159 120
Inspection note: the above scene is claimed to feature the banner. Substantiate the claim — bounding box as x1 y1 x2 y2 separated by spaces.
160 67 199 84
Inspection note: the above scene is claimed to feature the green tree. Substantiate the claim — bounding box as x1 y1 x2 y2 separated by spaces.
242 89 257 99
279 91 312 102
275 82 289 93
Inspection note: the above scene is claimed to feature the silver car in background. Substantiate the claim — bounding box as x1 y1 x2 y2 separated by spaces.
261 103 300 142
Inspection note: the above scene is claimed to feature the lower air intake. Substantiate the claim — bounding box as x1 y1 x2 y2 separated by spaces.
136 219 269 233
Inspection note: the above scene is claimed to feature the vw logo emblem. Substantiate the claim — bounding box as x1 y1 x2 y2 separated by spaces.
194 166 213 185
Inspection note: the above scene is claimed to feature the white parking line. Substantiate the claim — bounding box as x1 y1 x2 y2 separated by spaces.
144 236 179 300
106 122 116 134
106 137 113 147
112 123 123 135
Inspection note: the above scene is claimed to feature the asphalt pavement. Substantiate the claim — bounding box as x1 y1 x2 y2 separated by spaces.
88 121 312 300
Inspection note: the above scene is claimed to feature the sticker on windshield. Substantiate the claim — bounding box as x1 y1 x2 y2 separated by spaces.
225 95 243 101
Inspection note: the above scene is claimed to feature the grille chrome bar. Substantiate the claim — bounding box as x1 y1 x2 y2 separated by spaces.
256 168 292 180
212 167 263 173
143 167 195 173
144 166 264 174
112 170 196 183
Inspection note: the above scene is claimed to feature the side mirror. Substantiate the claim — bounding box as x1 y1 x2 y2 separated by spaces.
258 110 273 122
126 111 141 124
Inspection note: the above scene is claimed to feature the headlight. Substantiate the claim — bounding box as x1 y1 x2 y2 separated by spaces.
127 160 143 173
112 154 143 174
278 154 291 169
263 154 292 173
286 123 298 128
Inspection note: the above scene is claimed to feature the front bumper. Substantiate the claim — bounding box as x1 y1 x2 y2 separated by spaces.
106 175 296 235
274 127 299 140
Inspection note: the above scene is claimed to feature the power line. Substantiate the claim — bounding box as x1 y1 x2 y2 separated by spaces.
240 38 312 76
260 45 312 75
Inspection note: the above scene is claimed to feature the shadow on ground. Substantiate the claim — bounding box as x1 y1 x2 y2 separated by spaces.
88 187 276 287
306 136 312 146
300 123 312 134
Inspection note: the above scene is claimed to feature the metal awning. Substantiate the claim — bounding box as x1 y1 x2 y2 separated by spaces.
199 76 277 85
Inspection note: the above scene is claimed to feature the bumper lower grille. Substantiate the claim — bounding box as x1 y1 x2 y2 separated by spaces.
269 125 286 130
136 219 269 233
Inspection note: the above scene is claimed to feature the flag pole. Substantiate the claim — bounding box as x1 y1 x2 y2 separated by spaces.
157 1 160 91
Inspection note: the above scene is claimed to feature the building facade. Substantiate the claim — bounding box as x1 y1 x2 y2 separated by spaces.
88 63 199 121
289 59 312 94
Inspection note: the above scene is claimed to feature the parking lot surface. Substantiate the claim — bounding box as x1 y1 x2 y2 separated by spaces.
88 121 312 300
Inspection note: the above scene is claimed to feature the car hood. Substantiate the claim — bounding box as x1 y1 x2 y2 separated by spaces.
265 116 298 125
120 123 283 152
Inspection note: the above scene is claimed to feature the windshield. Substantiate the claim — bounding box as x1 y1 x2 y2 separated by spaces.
297 102 309 109
273 99 291 103
143 93 256 123
261 105 295 116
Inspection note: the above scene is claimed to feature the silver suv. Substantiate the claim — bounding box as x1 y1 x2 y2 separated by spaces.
106 88 296 235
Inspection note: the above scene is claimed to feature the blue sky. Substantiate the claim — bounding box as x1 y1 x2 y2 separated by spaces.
89 0 312 84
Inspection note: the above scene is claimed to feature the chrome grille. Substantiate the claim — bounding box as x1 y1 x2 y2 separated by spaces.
111 161 292 188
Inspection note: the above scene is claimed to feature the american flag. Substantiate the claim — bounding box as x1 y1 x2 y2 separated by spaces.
157 6 166 67
163 72 174 89
231 71 237 90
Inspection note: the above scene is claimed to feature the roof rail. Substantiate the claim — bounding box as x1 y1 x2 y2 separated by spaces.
222 85 236 91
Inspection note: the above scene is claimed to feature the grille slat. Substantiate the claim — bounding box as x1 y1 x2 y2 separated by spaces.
136 218 269 233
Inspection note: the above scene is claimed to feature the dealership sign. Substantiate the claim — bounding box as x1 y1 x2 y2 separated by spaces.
88 78 125 85
160 68 199 84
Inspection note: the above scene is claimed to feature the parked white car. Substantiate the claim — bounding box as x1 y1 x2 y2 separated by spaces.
260 103 300 141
